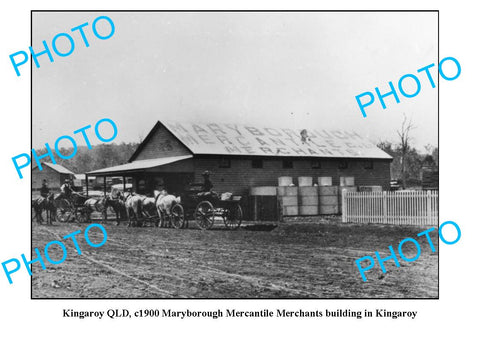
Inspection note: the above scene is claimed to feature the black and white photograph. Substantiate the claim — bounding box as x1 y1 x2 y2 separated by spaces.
4 0 480 338
29 11 439 299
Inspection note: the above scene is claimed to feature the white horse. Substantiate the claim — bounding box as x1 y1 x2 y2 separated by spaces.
140 192 162 226
123 192 143 227
154 190 181 227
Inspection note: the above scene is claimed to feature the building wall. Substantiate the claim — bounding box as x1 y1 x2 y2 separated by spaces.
134 124 191 161
192 156 391 195
32 166 74 192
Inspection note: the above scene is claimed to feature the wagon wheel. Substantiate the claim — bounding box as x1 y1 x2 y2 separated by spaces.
170 204 185 229
56 208 72 222
224 204 243 230
55 199 73 222
195 201 215 230
75 208 89 223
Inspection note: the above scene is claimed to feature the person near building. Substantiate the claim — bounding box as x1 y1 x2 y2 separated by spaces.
60 179 74 199
40 179 50 198
201 170 213 192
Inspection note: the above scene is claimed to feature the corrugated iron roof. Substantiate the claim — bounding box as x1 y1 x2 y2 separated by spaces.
162 121 392 159
87 155 193 176
34 162 75 175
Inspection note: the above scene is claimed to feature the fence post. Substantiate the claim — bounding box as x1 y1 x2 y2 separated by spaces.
342 189 346 223
427 190 432 225
382 191 387 223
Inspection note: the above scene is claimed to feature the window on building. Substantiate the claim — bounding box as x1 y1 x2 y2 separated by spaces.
338 160 348 169
219 158 231 168
311 160 321 169
364 161 374 169
282 160 293 169
252 159 263 168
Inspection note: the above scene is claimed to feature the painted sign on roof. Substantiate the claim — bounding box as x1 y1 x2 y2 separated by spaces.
163 122 391 159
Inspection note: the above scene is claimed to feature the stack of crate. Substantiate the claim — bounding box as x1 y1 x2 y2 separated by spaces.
298 177 318 215
317 177 339 215
277 177 298 216
277 186 298 216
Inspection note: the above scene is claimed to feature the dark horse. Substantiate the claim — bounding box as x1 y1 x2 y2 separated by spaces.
84 193 125 225
32 193 56 224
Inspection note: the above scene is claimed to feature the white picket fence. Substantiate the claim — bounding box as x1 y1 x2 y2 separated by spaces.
342 190 438 226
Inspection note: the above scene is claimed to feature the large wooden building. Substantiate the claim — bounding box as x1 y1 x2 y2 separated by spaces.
87 121 392 196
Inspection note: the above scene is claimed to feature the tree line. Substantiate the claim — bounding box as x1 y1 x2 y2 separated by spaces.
376 115 438 188
36 142 140 174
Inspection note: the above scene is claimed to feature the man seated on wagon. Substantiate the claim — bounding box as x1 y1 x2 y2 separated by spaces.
196 170 218 199
201 170 213 192
60 179 89 207
60 179 75 199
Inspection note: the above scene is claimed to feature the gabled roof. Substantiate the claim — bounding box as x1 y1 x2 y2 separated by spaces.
33 162 75 175
133 121 392 159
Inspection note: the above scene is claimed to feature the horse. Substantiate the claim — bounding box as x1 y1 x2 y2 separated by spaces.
43 193 56 224
32 196 46 223
108 192 126 225
136 190 172 227
122 192 144 227
84 196 109 223
32 193 56 224
154 190 181 228
84 193 125 225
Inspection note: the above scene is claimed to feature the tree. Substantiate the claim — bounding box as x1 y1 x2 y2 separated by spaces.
397 114 415 189
32 142 140 174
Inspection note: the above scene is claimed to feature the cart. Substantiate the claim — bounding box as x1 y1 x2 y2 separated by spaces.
54 193 90 223
179 186 243 230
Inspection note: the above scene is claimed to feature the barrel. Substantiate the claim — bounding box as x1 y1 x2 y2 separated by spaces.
298 186 318 215
277 186 298 216
318 176 332 186
318 186 339 214
278 176 293 186
340 176 355 186
298 176 313 187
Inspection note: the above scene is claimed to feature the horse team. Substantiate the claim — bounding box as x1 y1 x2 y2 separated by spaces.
32 189 182 228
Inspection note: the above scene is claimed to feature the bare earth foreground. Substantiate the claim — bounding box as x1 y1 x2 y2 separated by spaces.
31 220 438 298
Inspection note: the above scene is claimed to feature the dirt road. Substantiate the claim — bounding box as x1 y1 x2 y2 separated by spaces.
31 221 438 298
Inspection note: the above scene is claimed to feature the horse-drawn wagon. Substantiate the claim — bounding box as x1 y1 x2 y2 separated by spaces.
53 192 124 224
54 192 90 223
177 184 243 230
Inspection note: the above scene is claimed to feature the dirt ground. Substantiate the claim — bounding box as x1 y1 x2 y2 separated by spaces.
31 218 438 298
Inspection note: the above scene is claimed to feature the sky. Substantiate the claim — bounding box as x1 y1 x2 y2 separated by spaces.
32 11 438 151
